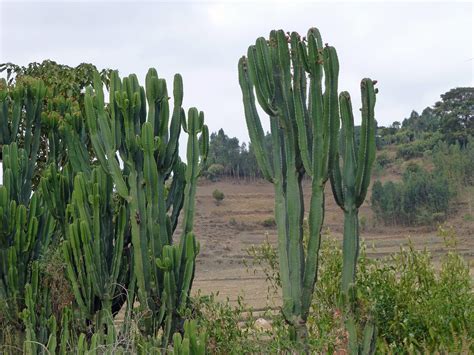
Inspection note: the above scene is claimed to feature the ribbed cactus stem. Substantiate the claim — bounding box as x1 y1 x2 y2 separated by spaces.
239 28 341 345
84 68 207 342
331 79 377 295
329 79 377 354
342 208 359 294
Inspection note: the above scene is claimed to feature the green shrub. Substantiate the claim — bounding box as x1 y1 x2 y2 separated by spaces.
433 140 474 190
371 164 452 226
358 227 473 352
245 227 473 353
189 293 262 354
396 132 443 160
206 163 225 181
396 141 425 160
376 152 393 167
212 189 225 205
261 217 276 228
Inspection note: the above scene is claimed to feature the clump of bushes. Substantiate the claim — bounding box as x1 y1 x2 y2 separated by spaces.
376 151 393 167
212 189 225 205
371 163 452 225
239 227 473 353
432 141 474 190
396 132 443 160
206 163 225 181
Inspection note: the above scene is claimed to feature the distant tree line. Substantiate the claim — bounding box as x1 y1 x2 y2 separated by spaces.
204 87 473 184
376 87 474 156
203 128 272 180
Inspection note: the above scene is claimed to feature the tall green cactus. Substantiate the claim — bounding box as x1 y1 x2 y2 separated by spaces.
20 263 58 355
239 28 340 342
172 319 207 355
0 79 46 204
62 167 130 326
330 80 377 295
330 81 378 355
0 145 55 333
84 69 208 342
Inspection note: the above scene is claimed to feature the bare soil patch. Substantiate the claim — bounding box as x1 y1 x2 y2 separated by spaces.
192 178 474 309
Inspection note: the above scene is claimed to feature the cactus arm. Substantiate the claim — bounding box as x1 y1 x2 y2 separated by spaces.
0 85 8 143
301 182 325 318
355 79 377 207
291 32 312 174
330 152 345 208
199 123 209 169
62 124 91 175
9 89 22 143
128 168 150 304
62 232 88 314
270 113 293 319
86 86 130 200
164 74 183 169
323 46 340 179
179 108 200 241
340 92 358 199
167 161 186 233
238 57 274 182
111 205 126 298
177 232 197 313
247 45 275 116
305 31 325 179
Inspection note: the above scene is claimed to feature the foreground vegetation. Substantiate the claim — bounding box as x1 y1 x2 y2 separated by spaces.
231 226 472 353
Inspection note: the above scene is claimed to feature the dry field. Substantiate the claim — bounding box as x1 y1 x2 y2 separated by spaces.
192 178 474 309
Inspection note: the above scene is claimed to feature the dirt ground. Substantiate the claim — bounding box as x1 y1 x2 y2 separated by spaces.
192 178 474 309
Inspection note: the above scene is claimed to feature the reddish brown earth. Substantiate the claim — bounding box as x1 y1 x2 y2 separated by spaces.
192 178 474 309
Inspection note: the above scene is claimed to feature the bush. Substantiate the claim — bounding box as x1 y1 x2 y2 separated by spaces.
376 152 393 167
396 132 443 160
371 164 452 226
245 227 474 353
212 189 225 205
189 293 262 354
206 163 225 181
433 140 474 190
261 217 276 228
358 226 474 352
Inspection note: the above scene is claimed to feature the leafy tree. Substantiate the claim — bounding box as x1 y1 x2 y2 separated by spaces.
0 60 111 98
435 88 474 146
204 129 271 180
0 60 111 180
206 163 225 181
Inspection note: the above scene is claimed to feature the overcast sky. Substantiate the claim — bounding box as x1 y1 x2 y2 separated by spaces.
0 0 472 148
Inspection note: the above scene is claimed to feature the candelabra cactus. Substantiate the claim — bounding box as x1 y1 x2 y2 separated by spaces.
172 319 207 355
239 28 340 342
330 81 378 355
20 263 58 355
0 145 55 330
330 81 377 295
84 69 208 343
62 168 130 326
0 79 46 204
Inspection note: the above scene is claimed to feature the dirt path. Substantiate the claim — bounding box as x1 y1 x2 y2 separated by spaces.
192 179 474 309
